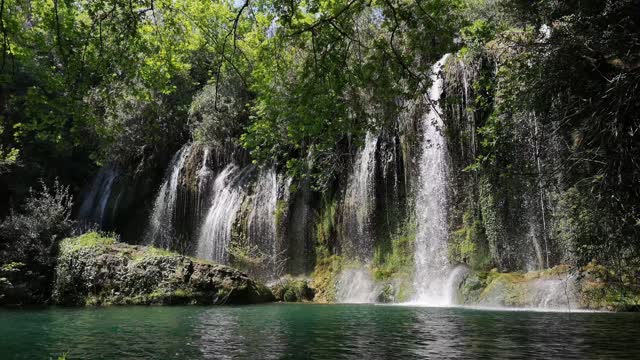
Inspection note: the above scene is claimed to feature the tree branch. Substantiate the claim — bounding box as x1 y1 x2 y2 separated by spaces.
288 0 362 37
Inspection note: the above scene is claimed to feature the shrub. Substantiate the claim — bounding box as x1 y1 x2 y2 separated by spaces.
0 180 73 267
272 278 315 302
189 77 249 150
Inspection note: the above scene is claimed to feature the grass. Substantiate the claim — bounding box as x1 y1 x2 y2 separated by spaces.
60 231 116 252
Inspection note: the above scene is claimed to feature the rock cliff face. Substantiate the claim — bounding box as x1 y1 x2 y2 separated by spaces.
52 233 273 306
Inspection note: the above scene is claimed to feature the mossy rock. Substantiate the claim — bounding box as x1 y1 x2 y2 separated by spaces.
376 284 395 303
272 278 315 302
52 232 274 306
479 271 527 306
310 248 343 303
576 262 640 311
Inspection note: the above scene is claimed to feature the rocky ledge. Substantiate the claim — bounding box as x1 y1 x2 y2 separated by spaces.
52 232 274 306
457 265 640 312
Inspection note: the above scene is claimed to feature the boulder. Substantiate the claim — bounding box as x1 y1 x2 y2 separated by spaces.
52 232 274 306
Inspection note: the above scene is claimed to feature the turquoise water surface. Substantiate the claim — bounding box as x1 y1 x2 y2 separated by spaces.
1 304 639 359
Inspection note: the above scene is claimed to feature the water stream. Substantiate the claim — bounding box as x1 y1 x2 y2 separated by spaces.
78 167 118 228
196 164 251 263
147 144 193 248
342 133 379 260
412 54 453 306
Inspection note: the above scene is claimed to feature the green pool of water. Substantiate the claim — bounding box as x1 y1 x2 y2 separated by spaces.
1 304 639 359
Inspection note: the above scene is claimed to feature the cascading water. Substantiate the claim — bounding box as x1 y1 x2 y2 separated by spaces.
196 164 251 263
194 163 282 273
246 168 280 278
196 147 214 219
411 54 454 306
336 268 379 304
78 167 118 228
147 144 193 248
343 132 378 259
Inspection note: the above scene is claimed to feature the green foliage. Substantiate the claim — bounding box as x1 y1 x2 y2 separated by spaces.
274 200 288 228
580 262 640 311
60 232 116 252
0 261 24 272
372 223 415 281
316 197 338 246
0 261 25 299
311 244 344 303
449 209 491 270
241 0 463 188
0 124 19 172
227 241 268 273
189 76 249 150
272 277 315 302
460 20 497 51
0 180 73 267
478 0 640 272
0 0 637 300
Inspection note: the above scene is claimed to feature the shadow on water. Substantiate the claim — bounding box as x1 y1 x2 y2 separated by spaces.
1 304 639 359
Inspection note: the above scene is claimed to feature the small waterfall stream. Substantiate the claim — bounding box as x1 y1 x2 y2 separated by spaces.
142 142 283 278
196 147 214 219
247 169 279 268
412 54 454 306
78 167 118 228
196 164 251 263
147 144 193 248
195 164 281 277
343 133 378 259
336 268 379 304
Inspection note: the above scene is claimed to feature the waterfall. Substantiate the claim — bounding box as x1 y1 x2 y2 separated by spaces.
196 164 251 263
247 169 280 278
196 147 214 219
78 167 118 228
411 54 453 306
443 265 469 305
528 277 577 309
476 272 578 310
147 144 193 248
343 132 378 259
144 142 282 273
336 268 379 303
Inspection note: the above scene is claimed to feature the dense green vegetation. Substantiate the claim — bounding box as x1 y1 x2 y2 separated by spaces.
450 0 640 282
0 0 638 307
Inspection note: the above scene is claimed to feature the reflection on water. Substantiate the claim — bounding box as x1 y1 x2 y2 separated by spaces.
193 307 287 359
1 304 639 359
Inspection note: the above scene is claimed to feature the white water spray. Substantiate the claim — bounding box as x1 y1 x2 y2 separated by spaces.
336 268 379 304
